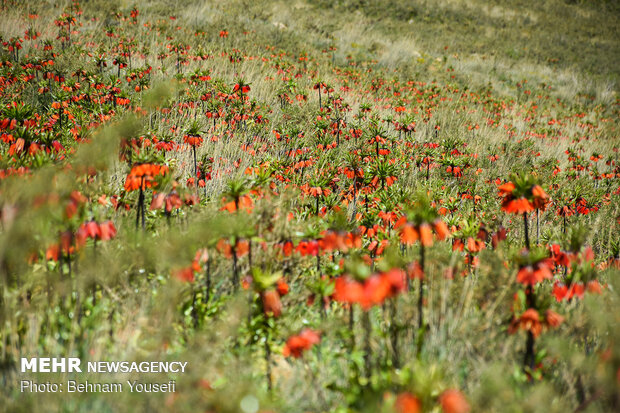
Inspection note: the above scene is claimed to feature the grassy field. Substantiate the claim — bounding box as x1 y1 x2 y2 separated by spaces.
0 0 619 412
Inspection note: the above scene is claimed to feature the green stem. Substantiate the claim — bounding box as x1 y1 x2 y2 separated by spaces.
390 298 400 368
363 310 371 378
523 212 530 250
416 243 426 356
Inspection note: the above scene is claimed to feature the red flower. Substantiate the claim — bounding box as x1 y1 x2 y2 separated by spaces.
276 279 289 296
407 261 424 279
434 220 451 240
587 280 602 294
82 221 101 239
262 290 282 317
498 182 515 197
439 389 470 413
333 269 406 310
333 276 365 306
509 308 542 338
569 283 585 300
531 185 548 210
419 223 433 246
295 240 320 257
516 260 553 285
499 178 548 214
394 392 422 413
550 244 570 267
545 310 564 328
398 217 450 246
46 244 60 261
172 266 194 282
124 163 168 191
491 227 507 249
282 329 320 358
233 83 251 94
552 283 568 302
502 197 534 214
221 194 253 213
216 239 249 258
400 224 419 245
99 221 117 240
183 135 203 147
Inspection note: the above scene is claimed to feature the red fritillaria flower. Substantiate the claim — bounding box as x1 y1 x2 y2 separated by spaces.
439 389 470 413
570 283 585 299
64 190 87 219
333 275 360 297
183 134 203 147
545 309 564 328
216 239 249 258
276 278 289 296
531 185 549 210
46 244 60 261
232 82 251 94
549 244 570 267
516 259 553 285
407 261 424 279
491 227 507 249
503 196 534 214
262 289 282 318
553 282 587 301
445 165 462 178
419 223 433 246
221 194 253 213
81 220 100 239
509 308 542 338
295 240 320 257
394 392 422 413
498 175 548 214
333 276 365 306
282 329 321 358
382 268 407 296
509 306 563 340
397 218 450 247
587 280 603 294
319 230 361 253
151 190 183 213
368 239 389 256
172 266 195 282
552 283 568 302
275 240 294 257
333 269 406 310
124 163 168 191
98 221 117 240
8 138 25 156
463 236 485 253
60 230 75 254
363 274 392 307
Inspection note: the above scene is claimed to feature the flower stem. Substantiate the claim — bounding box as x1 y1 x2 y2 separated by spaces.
192 145 197 183
523 212 530 250
524 285 536 371
416 243 426 356
363 309 371 378
232 242 238 292
390 298 400 368
264 322 273 391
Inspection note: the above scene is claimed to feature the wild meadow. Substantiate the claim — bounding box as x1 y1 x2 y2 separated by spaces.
0 0 619 411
